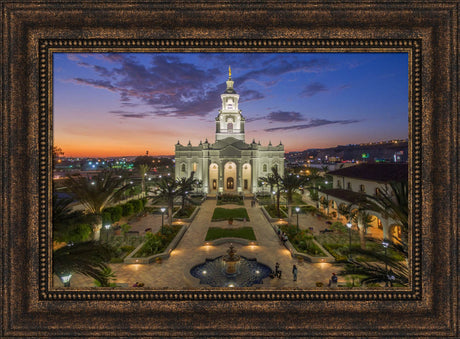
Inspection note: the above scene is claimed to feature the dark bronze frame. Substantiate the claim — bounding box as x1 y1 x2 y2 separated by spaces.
1 1 458 337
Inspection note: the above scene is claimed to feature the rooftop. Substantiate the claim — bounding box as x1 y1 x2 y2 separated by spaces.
327 163 408 182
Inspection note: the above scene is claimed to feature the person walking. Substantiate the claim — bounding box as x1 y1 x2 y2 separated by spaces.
292 265 298 282
328 273 338 288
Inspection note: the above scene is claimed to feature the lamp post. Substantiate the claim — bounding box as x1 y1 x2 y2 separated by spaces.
59 273 72 287
382 239 390 286
346 221 352 253
160 207 166 234
295 207 300 233
104 224 111 242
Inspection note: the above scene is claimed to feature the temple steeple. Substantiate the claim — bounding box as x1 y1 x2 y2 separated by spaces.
216 67 245 141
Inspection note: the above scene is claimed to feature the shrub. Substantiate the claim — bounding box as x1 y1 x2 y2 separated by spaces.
122 203 134 217
111 206 123 222
130 199 143 214
102 212 112 225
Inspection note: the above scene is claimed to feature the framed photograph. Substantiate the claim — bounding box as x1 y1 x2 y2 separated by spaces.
2 1 458 337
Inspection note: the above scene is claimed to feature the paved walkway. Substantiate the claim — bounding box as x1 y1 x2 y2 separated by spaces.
55 199 344 289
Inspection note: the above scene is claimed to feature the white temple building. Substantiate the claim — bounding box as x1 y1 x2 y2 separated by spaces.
175 68 284 195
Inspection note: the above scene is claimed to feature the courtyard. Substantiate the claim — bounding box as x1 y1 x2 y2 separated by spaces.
54 197 346 289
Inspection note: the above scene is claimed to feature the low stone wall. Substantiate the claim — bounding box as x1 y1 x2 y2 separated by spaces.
204 237 257 246
124 224 188 264
260 206 283 223
173 206 200 223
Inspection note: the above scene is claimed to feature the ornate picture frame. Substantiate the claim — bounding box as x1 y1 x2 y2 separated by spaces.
1 1 457 337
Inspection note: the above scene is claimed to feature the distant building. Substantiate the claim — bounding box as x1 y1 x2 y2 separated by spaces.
175 68 284 194
318 163 407 241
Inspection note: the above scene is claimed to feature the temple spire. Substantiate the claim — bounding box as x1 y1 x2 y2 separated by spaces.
228 65 232 79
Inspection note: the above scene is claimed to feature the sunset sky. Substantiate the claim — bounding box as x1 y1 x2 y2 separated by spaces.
53 52 408 157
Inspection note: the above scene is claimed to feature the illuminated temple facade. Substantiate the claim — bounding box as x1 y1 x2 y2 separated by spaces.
175 69 284 194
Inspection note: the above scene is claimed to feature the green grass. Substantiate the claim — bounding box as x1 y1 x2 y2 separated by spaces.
205 227 256 241
174 205 197 218
264 204 287 218
211 207 250 221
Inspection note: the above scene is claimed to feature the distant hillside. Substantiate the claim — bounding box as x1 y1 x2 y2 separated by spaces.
287 140 408 162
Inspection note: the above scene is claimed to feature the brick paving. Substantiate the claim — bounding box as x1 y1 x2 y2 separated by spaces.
54 198 344 289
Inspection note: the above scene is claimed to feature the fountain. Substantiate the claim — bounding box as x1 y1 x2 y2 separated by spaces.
190 244 272 287
222 244 240 275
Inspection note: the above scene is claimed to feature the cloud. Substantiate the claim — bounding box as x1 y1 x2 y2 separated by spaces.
108 110 151 119
264 119 361 132
300 82 329 97
267 111 305 123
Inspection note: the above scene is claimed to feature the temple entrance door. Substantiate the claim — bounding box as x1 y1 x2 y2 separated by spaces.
209 163 219 194
242 163 251 193
224 161 237 193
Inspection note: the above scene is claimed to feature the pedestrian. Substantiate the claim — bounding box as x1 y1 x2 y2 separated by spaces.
328 273 338 287
275 262 280 276
292 265 298 281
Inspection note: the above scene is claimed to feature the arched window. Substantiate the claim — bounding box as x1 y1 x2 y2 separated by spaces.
263 164 267 172
359 184 366 193
337 180 342 188
227 122 233 133
347 182 352 190
193 163 197 171
181 164 186 172
212 179 217 189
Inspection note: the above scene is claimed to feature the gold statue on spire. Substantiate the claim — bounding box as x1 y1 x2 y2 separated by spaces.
229 65 232 78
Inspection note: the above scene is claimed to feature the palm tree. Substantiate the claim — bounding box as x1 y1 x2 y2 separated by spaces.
64 170 132 240
340 245 409 287
258 171 279 203
138 164 151 194
53 194 95 244
149 176 179 226
177 172 201 211
280 173 306 223
366 181 408 243
341 181 409 287
338 203 352 222
351 209 374 249
53 241 115 287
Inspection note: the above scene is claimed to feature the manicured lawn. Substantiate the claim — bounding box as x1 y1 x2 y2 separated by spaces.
205 227 256 241
211 207 250 221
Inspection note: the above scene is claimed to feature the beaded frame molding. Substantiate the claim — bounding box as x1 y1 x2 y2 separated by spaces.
2 1 458 337
39 39 421 302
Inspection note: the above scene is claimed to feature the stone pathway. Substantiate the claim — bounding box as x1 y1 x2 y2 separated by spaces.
55 199 344 289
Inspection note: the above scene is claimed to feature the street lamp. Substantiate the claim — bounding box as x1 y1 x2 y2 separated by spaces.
59 273 72 287
382 239 390 286
104 224 111 242
295 207 300 233
346 221 352 253
160 207 166 234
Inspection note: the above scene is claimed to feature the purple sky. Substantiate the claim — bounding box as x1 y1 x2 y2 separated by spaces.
53 53 408 157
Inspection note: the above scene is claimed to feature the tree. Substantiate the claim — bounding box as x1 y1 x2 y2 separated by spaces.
53 195 94 244
341 181 409 287
64 170 132 240
176 172 195 210
258 172 279 204
149 176 179 226
53 241 115 287
280 173 306 223
338 203 352 222
366 181 408 243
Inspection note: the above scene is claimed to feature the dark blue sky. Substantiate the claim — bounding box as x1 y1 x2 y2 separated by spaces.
54 52 408 157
